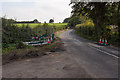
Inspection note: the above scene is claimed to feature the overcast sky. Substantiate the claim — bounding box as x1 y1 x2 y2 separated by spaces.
1 0 72 23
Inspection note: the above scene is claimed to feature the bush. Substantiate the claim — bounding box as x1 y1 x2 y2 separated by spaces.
2 18 67 49
75 21 94 37
75 21 119 45
16 41 25 49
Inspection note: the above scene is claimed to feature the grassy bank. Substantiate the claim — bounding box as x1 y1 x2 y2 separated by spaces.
75 30 98 42
75 28 119 47
2 17 67 51
75 22 119 47
2 30 66 65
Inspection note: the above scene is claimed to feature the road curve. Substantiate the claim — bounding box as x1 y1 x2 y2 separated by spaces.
59 29 118 78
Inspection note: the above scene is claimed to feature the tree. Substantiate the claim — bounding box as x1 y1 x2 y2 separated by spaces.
110 2 120 45
68 15 81 28
70 2 119 37
33 19 39 23
63 18 70 23
49 19 54 23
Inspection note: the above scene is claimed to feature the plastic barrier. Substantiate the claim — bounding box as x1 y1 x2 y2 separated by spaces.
25 34 56 46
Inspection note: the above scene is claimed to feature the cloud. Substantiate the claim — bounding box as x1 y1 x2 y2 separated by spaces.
0 0 23 2
1 0 72 23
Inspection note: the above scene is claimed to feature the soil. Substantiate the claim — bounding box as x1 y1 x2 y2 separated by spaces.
2 38 64 65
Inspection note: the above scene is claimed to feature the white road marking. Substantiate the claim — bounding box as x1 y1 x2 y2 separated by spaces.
89 46 119 59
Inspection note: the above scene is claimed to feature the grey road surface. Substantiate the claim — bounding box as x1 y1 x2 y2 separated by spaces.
2 29 119 78
59 29 119 78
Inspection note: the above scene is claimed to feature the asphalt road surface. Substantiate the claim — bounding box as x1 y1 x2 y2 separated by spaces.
2 29 119 78
59 29 119 78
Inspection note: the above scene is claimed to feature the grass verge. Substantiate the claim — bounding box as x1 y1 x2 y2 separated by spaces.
75 30 120 48
2 30 66 65
75 30 98 42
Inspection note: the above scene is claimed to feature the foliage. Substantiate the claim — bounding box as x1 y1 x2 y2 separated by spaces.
15 19 40 23
69 2 120 46
2 18 67 49
33 19 39 23
63 18 70 23
68 15 81 28
49 19 54 23
75 22 119 45
70 2 119 36
16 41 26 49
75 21 95 38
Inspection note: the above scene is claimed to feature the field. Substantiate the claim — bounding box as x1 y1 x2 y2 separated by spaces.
14 23 68 28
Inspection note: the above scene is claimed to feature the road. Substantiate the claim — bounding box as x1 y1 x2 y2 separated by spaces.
2 29 119 78
59 29 119 78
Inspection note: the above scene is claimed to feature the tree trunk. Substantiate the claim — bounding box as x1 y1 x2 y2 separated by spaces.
94 3 102 38
94 3 106 39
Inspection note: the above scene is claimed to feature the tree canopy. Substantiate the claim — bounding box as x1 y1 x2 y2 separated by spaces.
69 2 120 36
49 19 54 23
33 19 39 23
63 18 70 23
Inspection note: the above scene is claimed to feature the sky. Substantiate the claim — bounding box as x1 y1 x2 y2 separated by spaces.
0 0 72 23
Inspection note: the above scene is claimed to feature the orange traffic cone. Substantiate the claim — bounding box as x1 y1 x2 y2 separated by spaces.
48 37 50 44
54 36 56 40
50 36 52 42
101 38 104 45
105 38 108 45
99 38 102 44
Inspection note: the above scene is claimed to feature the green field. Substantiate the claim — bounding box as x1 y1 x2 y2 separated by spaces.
14 23 68 28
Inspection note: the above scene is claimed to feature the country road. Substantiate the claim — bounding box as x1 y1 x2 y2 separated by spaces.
60 29 119 78
2 29 119 78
